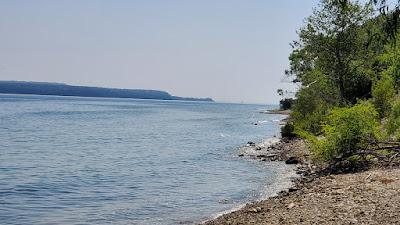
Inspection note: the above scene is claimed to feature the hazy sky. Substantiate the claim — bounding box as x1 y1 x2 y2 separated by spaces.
0 0 318 104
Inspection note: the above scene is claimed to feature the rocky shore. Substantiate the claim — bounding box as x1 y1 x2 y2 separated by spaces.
259 109 291 115
201 138 400 225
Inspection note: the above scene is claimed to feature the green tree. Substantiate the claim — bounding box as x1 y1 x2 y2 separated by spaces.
309 101 379 161
386 98 400 140
372 73 395 118
277 89 284 97
380 34 400 88
288 0 374 105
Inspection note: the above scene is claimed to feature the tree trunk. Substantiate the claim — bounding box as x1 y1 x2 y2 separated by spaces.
339 75 345 105
336 32 346 106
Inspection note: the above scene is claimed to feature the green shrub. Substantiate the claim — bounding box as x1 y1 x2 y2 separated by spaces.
293 108 329 135
348 155 362 162
378 149 396 156
308 101 379 161
290 71 337 135
372 74 395 118
386 98 400 140
365 154 375 161
281 122 296 138
279 98 294 110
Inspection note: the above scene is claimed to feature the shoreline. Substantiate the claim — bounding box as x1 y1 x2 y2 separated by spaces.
259 109 291 115
198 136 307 224
198 137 300 224
197 113 302 223
200 136 400 225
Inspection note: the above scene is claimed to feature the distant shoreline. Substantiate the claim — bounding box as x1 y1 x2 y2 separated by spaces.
0 81 214 102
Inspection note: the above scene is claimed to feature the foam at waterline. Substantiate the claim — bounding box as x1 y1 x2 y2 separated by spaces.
260 162 299 198
237 137 281 157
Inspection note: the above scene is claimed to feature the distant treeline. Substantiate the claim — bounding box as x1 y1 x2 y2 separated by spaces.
0 81 214 102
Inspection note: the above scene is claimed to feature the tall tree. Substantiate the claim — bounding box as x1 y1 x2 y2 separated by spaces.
372 0 400 39
288 0 374 105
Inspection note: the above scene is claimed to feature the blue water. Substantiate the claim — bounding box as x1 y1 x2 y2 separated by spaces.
0 94 291 225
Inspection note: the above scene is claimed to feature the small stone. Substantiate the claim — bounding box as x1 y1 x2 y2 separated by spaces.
287 203 296 209
218 199 229 204
278 190 289 196
238 153 244 157
248 207 259 213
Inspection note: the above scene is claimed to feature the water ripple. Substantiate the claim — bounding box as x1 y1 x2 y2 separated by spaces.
0 94 288 225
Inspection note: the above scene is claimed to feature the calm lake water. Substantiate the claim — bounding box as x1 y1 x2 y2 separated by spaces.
0 94 293 225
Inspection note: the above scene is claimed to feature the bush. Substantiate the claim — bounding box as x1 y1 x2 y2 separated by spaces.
372 74 395 118
293 108 329 135
308 101 379 161
281 122 296 138
290 72 338 135
279 98 294 110
386 98 400 140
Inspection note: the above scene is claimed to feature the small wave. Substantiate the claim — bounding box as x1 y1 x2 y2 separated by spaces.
237 137 280 157
207 202 248 221
261 163 299 198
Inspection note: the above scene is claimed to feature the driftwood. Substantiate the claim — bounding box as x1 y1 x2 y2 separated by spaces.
353 141 400 160
323 142 400 173
368 141 400 152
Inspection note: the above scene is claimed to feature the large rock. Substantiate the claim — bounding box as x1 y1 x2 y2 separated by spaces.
247 141 256 146
285 156 300 164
